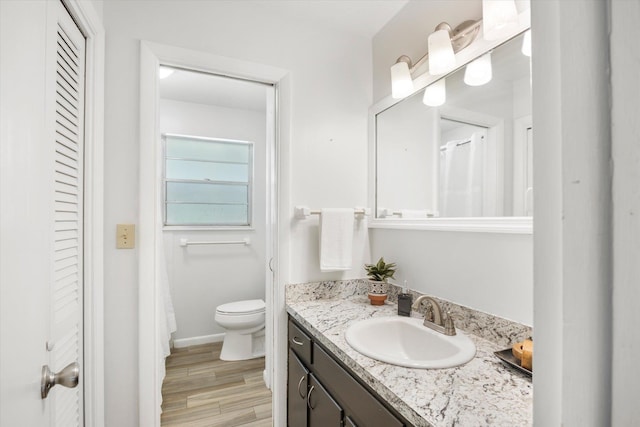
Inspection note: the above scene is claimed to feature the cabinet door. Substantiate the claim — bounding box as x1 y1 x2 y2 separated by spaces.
313 344 404 427
288 350 309 427
308 374 342 427
345 416 358 427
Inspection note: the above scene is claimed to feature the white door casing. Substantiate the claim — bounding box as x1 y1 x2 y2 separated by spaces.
139 42 291 426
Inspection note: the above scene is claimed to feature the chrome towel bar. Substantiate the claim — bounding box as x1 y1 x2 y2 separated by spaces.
294 206 370 219
179 237 250 247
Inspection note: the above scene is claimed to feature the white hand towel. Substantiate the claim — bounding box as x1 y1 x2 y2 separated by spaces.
319 208 354 272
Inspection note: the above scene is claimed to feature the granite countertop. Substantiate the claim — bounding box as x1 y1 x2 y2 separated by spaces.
286 281 533 427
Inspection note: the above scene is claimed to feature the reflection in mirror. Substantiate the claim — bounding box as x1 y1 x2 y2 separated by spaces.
439 119 488 217
376 32 532 219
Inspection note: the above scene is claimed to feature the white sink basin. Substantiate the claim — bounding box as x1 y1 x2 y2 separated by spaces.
345 316 476 369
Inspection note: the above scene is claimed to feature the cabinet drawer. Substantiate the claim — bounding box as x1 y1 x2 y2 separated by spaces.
313 344 404 427
288 320 312 366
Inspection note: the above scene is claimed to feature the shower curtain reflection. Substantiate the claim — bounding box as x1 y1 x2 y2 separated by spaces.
439 132 486 217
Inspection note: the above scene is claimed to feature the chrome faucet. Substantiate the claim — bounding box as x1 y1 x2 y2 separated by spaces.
411 295 456 336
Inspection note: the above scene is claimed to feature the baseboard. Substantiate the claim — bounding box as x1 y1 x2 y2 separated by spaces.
172 333 225 349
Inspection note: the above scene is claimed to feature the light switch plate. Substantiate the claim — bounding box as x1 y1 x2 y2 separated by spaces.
116 224 135 249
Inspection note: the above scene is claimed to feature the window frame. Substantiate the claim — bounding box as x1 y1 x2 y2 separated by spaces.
162 133 254 229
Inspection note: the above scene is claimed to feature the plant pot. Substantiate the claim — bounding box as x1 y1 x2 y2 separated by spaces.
368 280 389 294
368 292 388 305
368 280 389 305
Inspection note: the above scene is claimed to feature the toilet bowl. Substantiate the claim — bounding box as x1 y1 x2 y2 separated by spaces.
215 299 266 361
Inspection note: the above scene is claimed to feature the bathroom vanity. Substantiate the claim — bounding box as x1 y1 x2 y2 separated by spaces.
286 280 533 427
288 318 408 426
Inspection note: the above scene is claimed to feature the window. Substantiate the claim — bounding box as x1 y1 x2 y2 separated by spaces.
163 134 252 227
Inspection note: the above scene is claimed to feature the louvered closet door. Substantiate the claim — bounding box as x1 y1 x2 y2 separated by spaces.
48 1 86 425
0 1 85 425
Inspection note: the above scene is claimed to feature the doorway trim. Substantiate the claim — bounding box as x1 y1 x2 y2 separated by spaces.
139 42 290 426
62 1 105 426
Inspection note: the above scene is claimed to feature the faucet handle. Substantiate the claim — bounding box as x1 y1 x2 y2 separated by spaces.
444 316 456 336
443 312 457 336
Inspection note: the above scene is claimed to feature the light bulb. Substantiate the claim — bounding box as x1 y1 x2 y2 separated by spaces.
390 61 414 99
428 29 455 76
423 79 446 107
464 53 492 86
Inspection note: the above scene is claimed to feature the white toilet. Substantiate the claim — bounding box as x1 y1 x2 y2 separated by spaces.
215 299 266 361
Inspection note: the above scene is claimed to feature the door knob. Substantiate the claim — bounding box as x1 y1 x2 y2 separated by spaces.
41 362 79 399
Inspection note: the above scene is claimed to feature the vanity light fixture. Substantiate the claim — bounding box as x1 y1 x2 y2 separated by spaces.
391 57 414 99
464 52 493 86
159 66 175 79
521 29 532 57
390 20 481 99
482 0 519 41
423 78 446 107
428 24 456 76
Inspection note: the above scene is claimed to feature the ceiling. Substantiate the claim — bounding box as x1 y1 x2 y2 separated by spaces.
159 69 270 112
158 0 408 110
257 0 409 39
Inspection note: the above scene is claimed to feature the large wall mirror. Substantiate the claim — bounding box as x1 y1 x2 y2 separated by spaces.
371 30 532 233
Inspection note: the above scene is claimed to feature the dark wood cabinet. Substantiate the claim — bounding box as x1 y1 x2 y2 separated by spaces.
287 317 409 427
288 349 342 427
313 344 403 427
345 416 358 427
308 374 343 426
288 320 312 366
288 350 309 427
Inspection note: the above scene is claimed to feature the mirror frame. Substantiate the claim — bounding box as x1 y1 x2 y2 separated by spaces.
368 10 532 234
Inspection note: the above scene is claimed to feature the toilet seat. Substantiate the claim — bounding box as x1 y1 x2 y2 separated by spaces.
216 299 265 316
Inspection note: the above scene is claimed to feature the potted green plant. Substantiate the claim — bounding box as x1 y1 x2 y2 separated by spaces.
364 257 396 305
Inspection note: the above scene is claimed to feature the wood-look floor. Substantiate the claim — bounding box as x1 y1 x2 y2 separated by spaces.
161 342 273 427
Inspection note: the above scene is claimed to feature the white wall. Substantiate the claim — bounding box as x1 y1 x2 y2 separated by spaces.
370 0 533 325
159 99 267 341
87 0 103 20
513 77 532 119
103 2 372 424
371 228 533 324
611 2 640 424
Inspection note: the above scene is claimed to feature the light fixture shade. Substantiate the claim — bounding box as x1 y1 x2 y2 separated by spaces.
464 53 492 86
159 66 175 79
391 61 414 99
482 0 518 41
428 29 456 76
521 29 532 57
423 79 446 107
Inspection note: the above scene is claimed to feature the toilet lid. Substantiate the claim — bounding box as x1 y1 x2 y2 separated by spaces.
216 299 265 315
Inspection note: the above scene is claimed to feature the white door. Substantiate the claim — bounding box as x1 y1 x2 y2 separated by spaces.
0 1 86 425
